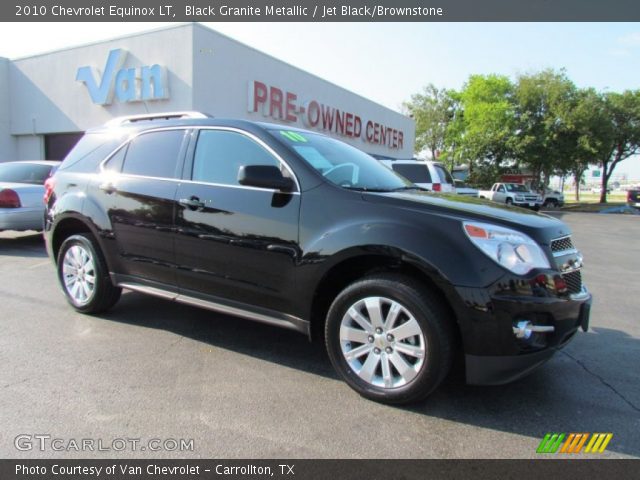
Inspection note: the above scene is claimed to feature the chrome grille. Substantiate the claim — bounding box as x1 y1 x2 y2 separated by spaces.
551 236 574 253
562 270 582 294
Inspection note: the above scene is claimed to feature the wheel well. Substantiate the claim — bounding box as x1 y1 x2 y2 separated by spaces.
52 218 92 261
309 255 460 345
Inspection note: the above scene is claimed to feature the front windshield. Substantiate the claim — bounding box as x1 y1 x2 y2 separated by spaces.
505 184 529 192
271 129 412 191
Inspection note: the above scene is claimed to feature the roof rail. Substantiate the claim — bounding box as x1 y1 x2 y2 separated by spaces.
104 111 211 127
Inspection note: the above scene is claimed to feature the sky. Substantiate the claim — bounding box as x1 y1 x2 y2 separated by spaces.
0 22 639 179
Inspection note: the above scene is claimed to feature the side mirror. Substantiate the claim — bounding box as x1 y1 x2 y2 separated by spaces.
238 165 295 192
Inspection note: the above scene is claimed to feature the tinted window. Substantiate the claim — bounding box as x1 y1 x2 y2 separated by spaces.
392 164 432 184
0 163 54 185
192 130 280 185
122 130 185 178
59 133 126 173
434 165 453 184
271 130 409 191
103 146 127 173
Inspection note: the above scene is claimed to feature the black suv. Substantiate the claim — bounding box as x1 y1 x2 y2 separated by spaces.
45 112 591 404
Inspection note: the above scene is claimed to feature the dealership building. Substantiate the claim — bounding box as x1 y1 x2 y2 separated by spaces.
0 23 415 162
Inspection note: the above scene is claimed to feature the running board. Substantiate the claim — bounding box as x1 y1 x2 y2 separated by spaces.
117 282 309 335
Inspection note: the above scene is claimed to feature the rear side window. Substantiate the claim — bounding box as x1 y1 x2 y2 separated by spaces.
58 133 125 173
392 164 432 184
122 130 185 179
0 163 54 185
192 130 280 186
434 165 453 184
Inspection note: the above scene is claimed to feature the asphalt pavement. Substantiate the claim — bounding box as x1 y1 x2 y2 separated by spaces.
0 212 638 459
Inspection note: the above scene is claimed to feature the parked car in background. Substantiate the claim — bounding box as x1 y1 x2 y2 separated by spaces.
542 188 565 208
381 160 456 192
0 160 60 231
454 179 479 197
590 185 611 194
478 183 543 210
627 188 640 208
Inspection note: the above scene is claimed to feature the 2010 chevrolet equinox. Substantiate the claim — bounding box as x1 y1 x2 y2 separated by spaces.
45 112 592 404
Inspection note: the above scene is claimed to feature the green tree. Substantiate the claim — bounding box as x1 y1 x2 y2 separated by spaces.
513 69 577 187
403 84 455 161
560 89 612 201
446 74 516 185
598 90 640 203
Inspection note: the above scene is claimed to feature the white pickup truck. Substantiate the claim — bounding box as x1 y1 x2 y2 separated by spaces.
478 183 543 210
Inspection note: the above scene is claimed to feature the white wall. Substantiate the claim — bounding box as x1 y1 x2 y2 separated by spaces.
9 24 195 136
16 135 43 160
0 57 17 160
192 24 415 158
6 23 415 161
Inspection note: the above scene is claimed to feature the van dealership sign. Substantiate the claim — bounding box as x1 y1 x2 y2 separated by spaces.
248 80 405 150
76 49 169 105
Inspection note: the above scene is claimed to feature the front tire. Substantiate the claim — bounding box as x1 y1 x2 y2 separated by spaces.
325 274 454 404
57 233 121 314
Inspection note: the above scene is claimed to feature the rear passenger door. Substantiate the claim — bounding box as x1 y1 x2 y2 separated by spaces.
173 128 300 314
102 128 189 286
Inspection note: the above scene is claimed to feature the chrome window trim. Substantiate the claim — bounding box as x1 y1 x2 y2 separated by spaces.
191 126 301 192
98 125 301 194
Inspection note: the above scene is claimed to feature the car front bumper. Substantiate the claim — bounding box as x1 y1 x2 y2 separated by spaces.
452 274 592 385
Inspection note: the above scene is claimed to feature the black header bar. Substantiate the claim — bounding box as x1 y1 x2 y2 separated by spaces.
3 0 640 22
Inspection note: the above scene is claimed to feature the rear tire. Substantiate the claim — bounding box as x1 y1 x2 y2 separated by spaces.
325 273 454 404
57 233 121 314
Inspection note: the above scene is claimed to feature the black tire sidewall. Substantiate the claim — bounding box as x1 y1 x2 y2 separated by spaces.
325 276 450 404
57 234 107 313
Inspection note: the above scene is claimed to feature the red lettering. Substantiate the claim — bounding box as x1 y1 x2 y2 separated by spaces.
366 121 374 142
354 116 362 138
305 100 320 127
392 129 398 148
380 125 387 146
345 113 354 137
250 80 268 115
285 92 297 122
321 105 335 131
269 86 284 119
398 131 404 149
374 123 380 144
336 110 345 135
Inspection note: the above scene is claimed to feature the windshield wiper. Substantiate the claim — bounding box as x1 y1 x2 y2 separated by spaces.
387 186 430 192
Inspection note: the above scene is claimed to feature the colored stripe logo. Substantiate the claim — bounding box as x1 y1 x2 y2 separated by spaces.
537 433 612 454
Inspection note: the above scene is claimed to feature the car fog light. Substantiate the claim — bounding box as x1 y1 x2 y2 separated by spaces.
513 320 555 339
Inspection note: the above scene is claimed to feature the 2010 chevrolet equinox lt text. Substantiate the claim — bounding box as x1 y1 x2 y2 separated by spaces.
45 112 592 404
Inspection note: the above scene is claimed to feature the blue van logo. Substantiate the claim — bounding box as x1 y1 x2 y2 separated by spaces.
76 49 169 105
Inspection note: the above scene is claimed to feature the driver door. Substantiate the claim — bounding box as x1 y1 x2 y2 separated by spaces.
173 128 301 313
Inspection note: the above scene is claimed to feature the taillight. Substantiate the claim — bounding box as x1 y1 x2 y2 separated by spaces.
0 188 21 208
628 191 633 202
44 177 55 204
432 183 442 192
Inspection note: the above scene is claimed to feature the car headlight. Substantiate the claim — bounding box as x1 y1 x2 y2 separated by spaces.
463 221 551 275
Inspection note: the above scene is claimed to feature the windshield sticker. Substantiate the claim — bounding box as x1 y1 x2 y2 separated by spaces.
280 131 308 143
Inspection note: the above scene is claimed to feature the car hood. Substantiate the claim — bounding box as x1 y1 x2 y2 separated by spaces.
363 190 570 242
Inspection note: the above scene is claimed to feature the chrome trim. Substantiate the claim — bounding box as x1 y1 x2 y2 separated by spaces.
570 285 590 300
104 111 210 127
98 126 301 193
552 248 578 258
117 282 307 334
512 320 555 339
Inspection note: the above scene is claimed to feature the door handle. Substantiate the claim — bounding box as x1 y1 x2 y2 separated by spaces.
99 182 117 194
179 196 205 211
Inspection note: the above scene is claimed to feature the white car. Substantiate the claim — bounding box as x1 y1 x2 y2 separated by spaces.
380 160 456 192
0 160 61 232
454 179 479 197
